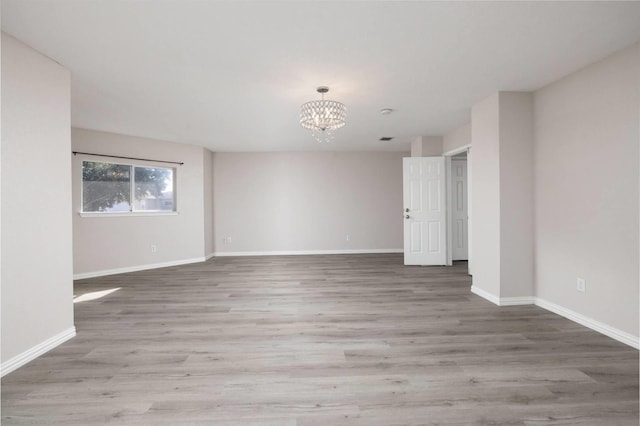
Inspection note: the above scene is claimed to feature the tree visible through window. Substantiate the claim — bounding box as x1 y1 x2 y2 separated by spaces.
82 161 175 213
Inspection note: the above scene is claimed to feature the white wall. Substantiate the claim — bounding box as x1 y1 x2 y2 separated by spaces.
1 33 3 373
534 42 639 338
1 34 75 372
499 93 534 298
72 128 208 277
213 151 406 254
443 123 471 153
470 92 534 301
470 93 501 298
410 136 443 157
203 148 214 258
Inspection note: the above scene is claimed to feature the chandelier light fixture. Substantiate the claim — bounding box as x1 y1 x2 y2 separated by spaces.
300 86 346 143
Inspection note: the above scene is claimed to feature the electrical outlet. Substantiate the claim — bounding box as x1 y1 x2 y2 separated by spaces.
576 277 586 292
346 234 351 242
151 244 157 253
227 237 232 244
223 237 232 244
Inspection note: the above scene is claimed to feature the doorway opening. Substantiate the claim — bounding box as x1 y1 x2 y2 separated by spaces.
401 146 471 274
445 145 471 275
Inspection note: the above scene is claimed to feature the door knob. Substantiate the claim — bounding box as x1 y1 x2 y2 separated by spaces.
405 215 410 219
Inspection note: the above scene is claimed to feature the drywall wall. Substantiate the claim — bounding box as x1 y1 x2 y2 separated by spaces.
470 93 501 298
410 136 443 157
0 32 3 373
1 34 75 371
212 151 406 254
1 33 3 372
203 148 214 258
72 128 207 276
534 42 639 338
470 92 534 301
443 123 471 153
499 93 534 299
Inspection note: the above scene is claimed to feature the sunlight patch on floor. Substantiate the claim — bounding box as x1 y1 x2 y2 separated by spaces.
73 287 121 303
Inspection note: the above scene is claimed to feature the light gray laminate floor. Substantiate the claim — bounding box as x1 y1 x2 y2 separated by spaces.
2 254 638 425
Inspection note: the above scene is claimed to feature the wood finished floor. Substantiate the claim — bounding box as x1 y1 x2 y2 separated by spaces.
2 254 638 425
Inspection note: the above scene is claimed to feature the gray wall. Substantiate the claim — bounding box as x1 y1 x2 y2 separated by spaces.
499 93 534 299
534 42 639 337
72 128 208 276
468 42 639 342
410 136 443 157
212 151 406 254
1 34 75 369
470 93 502 297
470 91 535 301
203 148 214 258
72 135 407 270
443 123 471 153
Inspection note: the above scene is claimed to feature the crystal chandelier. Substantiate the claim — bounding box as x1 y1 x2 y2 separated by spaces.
300 87 346 143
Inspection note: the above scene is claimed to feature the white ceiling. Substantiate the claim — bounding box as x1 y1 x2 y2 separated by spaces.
3 1 640 152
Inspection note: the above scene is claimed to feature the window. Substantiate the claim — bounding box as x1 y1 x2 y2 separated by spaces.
82 161 175 213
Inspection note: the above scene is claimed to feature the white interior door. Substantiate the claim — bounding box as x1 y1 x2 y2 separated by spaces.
452 159 468 260
403 157 447 266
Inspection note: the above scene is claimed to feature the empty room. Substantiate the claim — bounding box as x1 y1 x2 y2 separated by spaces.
1 1 639 425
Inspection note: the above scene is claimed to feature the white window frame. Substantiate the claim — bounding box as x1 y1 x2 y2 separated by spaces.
79 158 178 217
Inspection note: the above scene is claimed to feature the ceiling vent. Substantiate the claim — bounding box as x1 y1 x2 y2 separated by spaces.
379 137 394 141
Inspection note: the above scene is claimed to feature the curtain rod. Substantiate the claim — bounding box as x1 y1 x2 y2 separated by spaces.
72 151 184 166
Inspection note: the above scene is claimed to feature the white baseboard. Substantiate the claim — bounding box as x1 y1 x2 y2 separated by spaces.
75 250 402 278
1 327 76 377
500 296 536 306
74 257 206 280
471 286 536 306
213 248 404 257
470 286 638 349
470 286 500 305
534 298 639 350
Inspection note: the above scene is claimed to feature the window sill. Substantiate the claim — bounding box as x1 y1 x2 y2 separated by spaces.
79 211 179 218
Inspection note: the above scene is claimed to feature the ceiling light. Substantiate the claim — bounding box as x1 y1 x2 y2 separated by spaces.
380 108 393 115
300 87 346 143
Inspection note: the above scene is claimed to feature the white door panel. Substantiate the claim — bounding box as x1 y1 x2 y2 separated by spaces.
403 157 447 265
452 159 468 260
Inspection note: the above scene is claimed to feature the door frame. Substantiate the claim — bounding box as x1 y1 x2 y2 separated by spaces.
443 144 472 273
